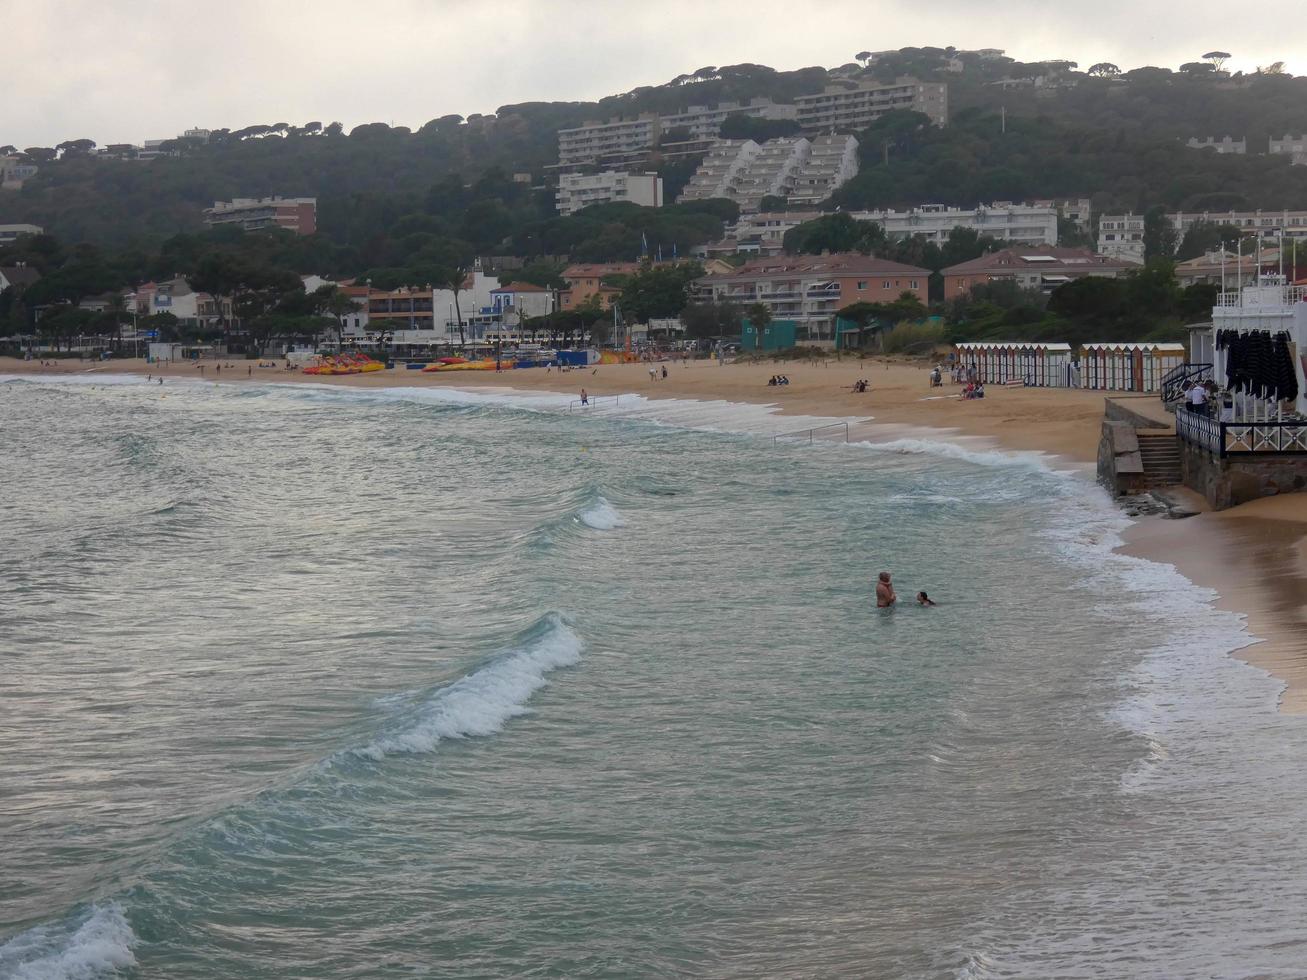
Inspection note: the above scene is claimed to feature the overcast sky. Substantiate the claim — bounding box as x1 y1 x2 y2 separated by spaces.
5 0 1302 149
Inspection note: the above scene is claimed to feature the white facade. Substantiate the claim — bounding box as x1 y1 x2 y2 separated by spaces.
1187 136 1246 154
678 136 859 213
0 223 43 244
557 117 659 168
794 78 948 132
1269 135 1307 166
1208 277 1307 417
1100 209 1307 262
556 171 663 216
662 99 797 140
853 203 1058 246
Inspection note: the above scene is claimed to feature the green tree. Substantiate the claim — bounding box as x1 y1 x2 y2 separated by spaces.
616 262 703 322
745 302 772 331
783 213 885 255
1143 206 1178 261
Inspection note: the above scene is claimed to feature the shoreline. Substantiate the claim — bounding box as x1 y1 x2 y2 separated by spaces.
7 354 1307 710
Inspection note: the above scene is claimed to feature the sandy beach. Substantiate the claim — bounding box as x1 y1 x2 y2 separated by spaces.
8 353 1307 709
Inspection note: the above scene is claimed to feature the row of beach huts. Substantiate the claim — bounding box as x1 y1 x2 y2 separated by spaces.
952 342 1187 393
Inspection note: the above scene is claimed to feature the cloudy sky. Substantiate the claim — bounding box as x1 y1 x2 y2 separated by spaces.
5 0 1302 149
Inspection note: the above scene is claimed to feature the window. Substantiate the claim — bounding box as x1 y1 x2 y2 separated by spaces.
857 280 868 289
882 280 891 289
911 280 919 289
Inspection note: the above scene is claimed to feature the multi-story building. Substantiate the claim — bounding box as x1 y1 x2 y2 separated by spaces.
1030 197 1093 226
556 171 663 216
692 253 932 344
794 78 947 133
556 116 660 169
203 197 317 235
0 158 39 190
942 247 1134 301
1187 136 1246 154
1099 209 1307 262
678 136 859 213
0 223 43 244
1270 135 1307 166
787 135 861 207
365 271 501 345
855 203 1059 246
661 99 797 140
560 262 641 310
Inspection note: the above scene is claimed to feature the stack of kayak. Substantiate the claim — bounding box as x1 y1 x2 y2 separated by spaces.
421 357 514 372
302 353 385 375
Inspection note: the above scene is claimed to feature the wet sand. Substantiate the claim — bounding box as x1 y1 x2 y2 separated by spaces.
8 354 1307 707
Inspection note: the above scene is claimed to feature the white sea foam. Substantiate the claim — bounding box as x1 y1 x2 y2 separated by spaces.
577 497 626 530
0 902 137 980
354 614 583 760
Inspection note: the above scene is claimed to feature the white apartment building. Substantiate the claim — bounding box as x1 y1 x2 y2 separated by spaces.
1270 135 1307 166
787 135 860 207
556 171 663 216
852 203 1059 246
662 99 797 140
0 223 43 244
1100 209 1307 262
1031 198 1092 225
1187 136 1246 154
678 136 859 213
0 158 39 190
795 78 948 133
556 116 660 168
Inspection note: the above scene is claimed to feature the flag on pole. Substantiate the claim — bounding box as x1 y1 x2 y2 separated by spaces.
658 244 663 262
641 231 649 256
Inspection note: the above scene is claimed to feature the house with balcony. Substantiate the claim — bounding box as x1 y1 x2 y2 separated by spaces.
795 78 947 132
556 172 663 216
692 253 931 346
942 248 1133 301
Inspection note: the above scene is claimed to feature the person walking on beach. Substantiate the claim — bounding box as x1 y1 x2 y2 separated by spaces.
580 389 589 406
661 364 668 379
876 572 897 608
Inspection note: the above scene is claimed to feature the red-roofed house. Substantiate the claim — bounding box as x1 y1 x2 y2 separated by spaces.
692 253 931 343
942 247 1134 301
560 262 640 310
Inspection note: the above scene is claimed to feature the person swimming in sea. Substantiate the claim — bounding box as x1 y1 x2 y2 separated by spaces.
876 571 896 608
916 591 936 606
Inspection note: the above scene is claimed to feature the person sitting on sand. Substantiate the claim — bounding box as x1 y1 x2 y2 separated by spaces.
876 572 897 608
974 382 985 399
768 376 777 386
916 591 936 607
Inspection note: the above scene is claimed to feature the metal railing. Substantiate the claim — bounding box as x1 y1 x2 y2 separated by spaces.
567 395 620 413
1160 362 1213 404
773 421 850 445
1176 409 1307 456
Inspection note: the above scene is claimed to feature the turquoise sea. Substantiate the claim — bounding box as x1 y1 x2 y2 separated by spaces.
2 374 1306 978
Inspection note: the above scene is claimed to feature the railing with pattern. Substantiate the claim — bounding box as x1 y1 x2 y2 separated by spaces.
1176 409 1307 456
1159 363 1213 404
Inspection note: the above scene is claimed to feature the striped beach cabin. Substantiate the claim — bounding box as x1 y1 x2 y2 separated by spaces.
1078 343 1186 393
953 342 1075 387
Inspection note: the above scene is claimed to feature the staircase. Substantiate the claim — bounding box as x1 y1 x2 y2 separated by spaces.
1137 432 1183 487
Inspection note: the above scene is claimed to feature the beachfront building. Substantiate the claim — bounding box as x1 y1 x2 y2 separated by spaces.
942 247 1134 301
1099 209 1307 263
1269 135 1307 166
1170 275 1307 507
677 136 859 213
692 253 931 345
203 197 317 235
556 171 663 216
365 271 500 346
1187 136 1246 154
794 78 948 132
559 262 640 310
953 342 1076 387
1079 343 1186 392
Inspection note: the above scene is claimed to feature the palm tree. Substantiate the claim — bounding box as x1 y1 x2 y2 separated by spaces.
441 264 472 347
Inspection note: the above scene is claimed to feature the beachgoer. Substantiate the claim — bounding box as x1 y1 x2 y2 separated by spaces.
916 591 936 607
649 367 657 382
580 389 589 406
876 572 897 608
661 364 668 379
1187 381 1208 414
247 365 252 377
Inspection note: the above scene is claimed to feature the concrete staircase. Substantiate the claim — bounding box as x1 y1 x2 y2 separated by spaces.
1137 432 1182 487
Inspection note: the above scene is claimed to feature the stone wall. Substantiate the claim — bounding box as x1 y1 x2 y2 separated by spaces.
1098 420 1145 495
1180 441 1307 509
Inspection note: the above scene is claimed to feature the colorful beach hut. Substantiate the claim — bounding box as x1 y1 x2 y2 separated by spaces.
953 342 1075 387
1078 343 1186 393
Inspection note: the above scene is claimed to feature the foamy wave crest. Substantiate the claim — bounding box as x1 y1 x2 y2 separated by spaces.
354 614 583 760
848 436 1067 473
577 496 626 530
0 902 137 980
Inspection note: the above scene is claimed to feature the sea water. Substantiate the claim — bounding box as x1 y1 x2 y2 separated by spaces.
0 375 1304 979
